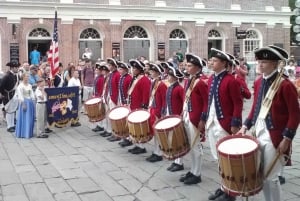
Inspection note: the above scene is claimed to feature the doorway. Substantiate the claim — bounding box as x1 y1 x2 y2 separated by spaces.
208 40 222 57
28 40 51 64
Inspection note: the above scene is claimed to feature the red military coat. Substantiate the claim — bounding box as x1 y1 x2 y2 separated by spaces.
149 81 167 134
119 73 132 105
94 75 104 97
184 75 208 129
166 81 184 116
129 75 151 110
207 72 243 133
108 70 121 105
244 75 300 148
234 74 251 99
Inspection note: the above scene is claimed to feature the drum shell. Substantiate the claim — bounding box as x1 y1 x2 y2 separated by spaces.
127 109 152 143
108 106 130 138
154 115 190 160
84 98 106 122
216 134 263 197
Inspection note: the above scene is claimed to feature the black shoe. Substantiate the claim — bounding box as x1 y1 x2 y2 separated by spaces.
71 122 81 127
102 132 112 137
99 131 108 137
119 139 133 147
146 154 163 162
170 163 184 172
44 128 53 133
92 126 104 132
278 176 286 185
107 136 121 142
215 193 236 201
7 127 15 133
37 134 49 138
184 174 201 185
128 146 140 153
179 171 193 182
208 188 225 200
167 163 176 171
131 147 147 154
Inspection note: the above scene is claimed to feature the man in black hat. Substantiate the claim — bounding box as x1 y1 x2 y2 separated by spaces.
107 61 132 142
206 48 243 201
145 63 167 162
92 62 111 136
239 45 300 201
179 53 208 185
103 58 121 140
123 59 151 153
165 65 185 172
0 61 20 132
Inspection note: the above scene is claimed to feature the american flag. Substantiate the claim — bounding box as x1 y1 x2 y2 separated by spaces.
48 10 59 78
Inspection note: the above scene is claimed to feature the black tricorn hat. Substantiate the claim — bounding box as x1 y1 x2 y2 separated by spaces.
149 63 163 74
117 61 129 70
107 58 118 67
167 66 184 79
186 53 204 68
129 59 145 70
254 45 288 61
161 62 174 69
6 61 20 68
210 48 231 62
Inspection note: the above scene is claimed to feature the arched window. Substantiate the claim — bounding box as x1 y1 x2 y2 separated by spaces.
169 29 186 39
244 30 261 63
29 28 51 37
208 29 221 38
208 29 224 55
80 28 101 39
79 28 102 61
169 29 188 60
124 26 148 38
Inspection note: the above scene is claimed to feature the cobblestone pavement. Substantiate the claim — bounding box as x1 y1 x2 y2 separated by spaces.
0 98 299 201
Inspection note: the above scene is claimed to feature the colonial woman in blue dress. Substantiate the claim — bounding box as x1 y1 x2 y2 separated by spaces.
15 72 35 138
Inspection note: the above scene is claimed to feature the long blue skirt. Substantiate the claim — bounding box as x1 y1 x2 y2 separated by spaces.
15 98 35 138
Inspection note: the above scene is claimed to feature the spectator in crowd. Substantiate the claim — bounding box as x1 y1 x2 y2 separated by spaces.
29 66 40 92
29 46 40 65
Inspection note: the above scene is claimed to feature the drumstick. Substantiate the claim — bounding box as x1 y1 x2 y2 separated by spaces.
264 152 281 179
191 131 202 149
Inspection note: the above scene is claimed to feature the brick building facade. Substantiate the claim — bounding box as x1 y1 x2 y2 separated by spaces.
0 0 291 71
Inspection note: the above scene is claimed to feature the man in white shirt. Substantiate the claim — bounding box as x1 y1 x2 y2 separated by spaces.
68 70 82 127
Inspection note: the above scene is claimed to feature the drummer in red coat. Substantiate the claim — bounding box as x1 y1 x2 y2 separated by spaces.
93 63 111 136
239 45 300 201
107 61 133 142
227 54 251 100
179 53 208 185
91 62 105 132
206 48 243 201
103 58 121 139
145 63 167 162
119 59 151 154
116 61 132 106
163 64 185 172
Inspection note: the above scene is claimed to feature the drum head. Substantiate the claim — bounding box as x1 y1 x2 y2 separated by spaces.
127 110 150 123
218 137 257 155
109 107 130 120
85 98 101 105
155 117 181 130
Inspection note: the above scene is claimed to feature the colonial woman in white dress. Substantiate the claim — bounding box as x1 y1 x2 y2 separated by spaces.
15 72 35 138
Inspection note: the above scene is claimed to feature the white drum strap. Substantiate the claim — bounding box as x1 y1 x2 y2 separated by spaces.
149 80 161 107
101 76 109 101
128 75 142 96
185 78 199 103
